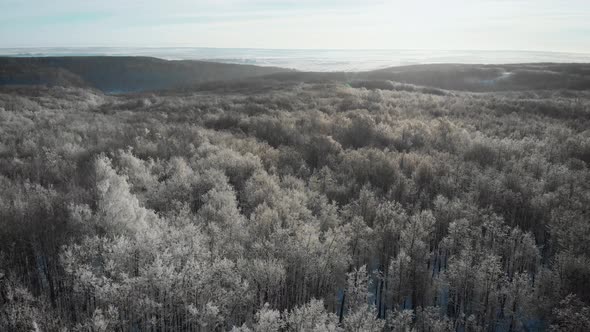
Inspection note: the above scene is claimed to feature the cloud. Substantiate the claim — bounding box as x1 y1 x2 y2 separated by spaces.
0 0 588 52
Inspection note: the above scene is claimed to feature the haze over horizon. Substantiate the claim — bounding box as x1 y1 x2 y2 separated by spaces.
1 0 589 53
3 47 590 72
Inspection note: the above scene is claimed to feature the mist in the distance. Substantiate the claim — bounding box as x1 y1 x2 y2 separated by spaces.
3 47 590 72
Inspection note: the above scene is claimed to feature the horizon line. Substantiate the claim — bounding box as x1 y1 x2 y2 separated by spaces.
1 46 590 56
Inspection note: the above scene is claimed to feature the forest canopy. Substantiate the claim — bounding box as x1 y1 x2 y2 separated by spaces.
0 61 589 331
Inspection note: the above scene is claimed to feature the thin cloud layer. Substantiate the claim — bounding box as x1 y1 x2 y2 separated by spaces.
0 0 588 52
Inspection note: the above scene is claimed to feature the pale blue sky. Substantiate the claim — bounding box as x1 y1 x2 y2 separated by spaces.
1 0 589 52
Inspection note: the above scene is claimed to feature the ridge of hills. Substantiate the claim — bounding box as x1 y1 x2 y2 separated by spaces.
1 56 590 93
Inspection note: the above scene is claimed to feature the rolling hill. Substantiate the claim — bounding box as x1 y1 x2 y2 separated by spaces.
0 56 293 93
1 57 590 93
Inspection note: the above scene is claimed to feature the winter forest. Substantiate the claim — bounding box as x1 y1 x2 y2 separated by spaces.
1 60 590 332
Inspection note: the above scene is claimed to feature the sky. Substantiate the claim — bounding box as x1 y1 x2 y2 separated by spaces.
1 0 589 53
